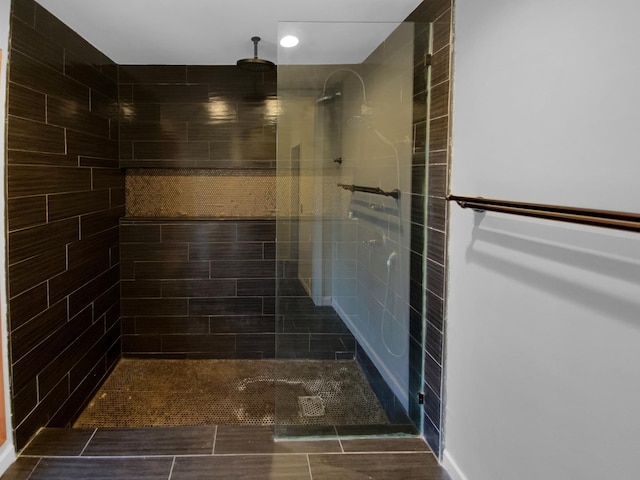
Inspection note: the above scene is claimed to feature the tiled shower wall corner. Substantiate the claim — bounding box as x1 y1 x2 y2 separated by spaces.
408 0 453 456
6 0 123 449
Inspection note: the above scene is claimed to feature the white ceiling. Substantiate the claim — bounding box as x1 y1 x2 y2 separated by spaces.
36 0 424 65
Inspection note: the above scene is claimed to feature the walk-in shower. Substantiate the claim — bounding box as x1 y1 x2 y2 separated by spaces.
275 20 426 438
73 19 430 443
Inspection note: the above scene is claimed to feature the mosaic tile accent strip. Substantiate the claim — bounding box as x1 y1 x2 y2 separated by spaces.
126 169 277 218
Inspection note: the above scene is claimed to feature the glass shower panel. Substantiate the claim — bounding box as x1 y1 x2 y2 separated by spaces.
275 21 422 438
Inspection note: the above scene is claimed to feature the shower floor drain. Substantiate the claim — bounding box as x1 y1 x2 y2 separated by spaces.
298 396 325 417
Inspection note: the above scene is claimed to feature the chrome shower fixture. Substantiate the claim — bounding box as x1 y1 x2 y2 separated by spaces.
318 68 368 105
316 91 342 104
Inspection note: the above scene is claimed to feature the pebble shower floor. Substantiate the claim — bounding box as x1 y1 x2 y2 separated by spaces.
74 359 390 428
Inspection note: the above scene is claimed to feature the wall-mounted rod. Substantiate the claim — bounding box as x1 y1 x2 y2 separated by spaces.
448 195 640 233
338 183 400 199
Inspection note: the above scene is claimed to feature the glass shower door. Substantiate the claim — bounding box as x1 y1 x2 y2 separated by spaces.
274 21 424 438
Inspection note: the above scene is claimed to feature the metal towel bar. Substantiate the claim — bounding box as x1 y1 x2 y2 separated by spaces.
448 195 640 233
338 183 400 199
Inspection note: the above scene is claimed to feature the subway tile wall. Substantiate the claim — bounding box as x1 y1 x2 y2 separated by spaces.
407 0 453 457
6 0 123 449
119 65 277 169
119 64 281 357
121 219 355 359
120 220 278 358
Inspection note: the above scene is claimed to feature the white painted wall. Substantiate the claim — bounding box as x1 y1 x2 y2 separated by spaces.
445 1 640 479
0 0 17 474
451 0 640 212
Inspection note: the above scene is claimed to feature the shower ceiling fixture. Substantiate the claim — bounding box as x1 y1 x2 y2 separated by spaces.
280 35 300 48
237 36 275 72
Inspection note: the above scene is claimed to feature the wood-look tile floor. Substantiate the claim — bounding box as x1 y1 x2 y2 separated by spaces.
1 426 452 480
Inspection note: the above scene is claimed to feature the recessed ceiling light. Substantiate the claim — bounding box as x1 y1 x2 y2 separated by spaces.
280 35 299 48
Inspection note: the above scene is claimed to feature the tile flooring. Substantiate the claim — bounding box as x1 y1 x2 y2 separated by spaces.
1 425 452 479
74 359 390 428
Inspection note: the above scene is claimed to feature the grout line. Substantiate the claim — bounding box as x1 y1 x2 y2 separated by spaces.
24 457 42 480
167 457 176 480
20 427 45 454
211 425 217 455
296 451 432 457
306 453 313 480
78 428 98 456
334 425 344 454
20 453 315 459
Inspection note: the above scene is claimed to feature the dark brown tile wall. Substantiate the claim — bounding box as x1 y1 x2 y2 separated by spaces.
406 0 453 457
118 65 277 169
117 64 279 354
6 0 123 449
120 219 277 358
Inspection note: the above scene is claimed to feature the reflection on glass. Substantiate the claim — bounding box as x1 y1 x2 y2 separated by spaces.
275 21 422 439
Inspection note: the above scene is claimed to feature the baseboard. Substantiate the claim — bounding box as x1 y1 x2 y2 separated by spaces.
0 442 16 477
442 449 468 480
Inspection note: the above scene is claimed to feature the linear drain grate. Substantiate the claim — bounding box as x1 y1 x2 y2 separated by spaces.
298 396 325 417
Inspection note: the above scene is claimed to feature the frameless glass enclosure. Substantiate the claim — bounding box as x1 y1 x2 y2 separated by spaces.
275 21 427 438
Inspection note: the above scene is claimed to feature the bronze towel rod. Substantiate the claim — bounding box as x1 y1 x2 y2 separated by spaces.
448 195 640 233
338 183 400 199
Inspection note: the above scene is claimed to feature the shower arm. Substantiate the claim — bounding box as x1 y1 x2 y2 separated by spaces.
321 68 368 106
338 183 399 200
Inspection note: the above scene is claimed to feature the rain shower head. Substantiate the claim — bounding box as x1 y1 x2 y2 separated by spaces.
237 36 275 72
